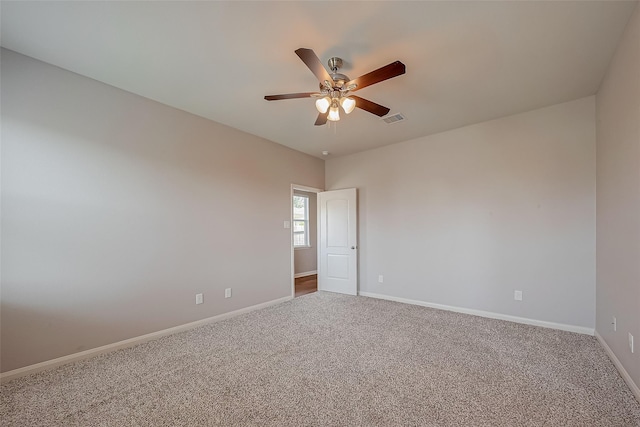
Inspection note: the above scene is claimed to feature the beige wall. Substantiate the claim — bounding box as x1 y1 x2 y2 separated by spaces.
0 49 325 372
293 190 317 275
595 3 640 390
326 97 596 329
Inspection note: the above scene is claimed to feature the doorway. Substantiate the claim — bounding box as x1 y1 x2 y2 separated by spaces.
290 184 322 298
294 274 318 297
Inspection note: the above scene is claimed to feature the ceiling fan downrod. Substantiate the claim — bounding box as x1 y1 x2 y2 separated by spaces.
324 57 351 90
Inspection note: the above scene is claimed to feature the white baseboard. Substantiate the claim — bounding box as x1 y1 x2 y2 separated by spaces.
294 270 317 278
595 331 640 402
359 291 594 336
0 295 293 383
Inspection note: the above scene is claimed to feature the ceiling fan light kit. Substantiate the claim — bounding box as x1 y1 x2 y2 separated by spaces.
265 48 406 126
340 97 356 114
315 97 330 113
328 102 341 122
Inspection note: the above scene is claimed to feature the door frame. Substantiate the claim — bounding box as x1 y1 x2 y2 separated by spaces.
290 184 323 298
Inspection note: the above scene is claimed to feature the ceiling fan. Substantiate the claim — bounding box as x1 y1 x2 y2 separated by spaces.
265 48 406 125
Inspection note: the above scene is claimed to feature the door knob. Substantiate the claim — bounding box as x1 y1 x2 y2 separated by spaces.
351 246 357 249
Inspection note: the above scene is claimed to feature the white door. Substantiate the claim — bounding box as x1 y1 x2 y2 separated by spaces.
318 188 358 295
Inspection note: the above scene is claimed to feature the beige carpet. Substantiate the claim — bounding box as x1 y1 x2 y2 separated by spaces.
2 292 639 426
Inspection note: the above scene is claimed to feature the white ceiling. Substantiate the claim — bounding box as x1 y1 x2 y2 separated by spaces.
1 1 636 158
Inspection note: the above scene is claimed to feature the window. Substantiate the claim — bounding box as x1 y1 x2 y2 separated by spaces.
293 194 309 247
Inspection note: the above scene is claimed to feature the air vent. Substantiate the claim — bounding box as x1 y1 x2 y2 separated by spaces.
382 113 406 124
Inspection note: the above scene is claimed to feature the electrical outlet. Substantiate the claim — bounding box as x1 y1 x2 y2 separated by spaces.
630 333 634 353
195 293 203 305
514 290 523 301
225 288 232 299
612 316 617 332
378 275 384 283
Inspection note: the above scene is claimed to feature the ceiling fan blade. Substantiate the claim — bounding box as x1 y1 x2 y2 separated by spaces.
264 92 318 101
295 48 335 86
351 96 390 117
347 61 406 92
314 112 328 126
